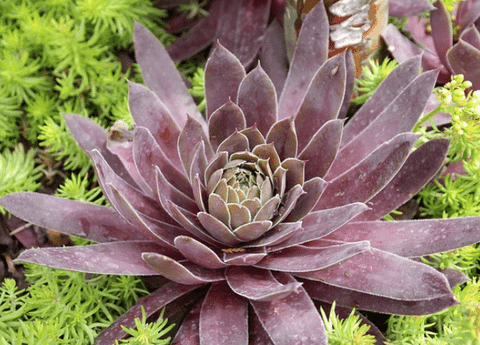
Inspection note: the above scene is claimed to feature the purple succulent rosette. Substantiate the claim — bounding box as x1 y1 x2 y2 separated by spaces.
2 2 480 344
383 0 480 89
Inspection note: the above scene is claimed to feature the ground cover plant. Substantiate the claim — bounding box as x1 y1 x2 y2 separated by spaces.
0 0 478 344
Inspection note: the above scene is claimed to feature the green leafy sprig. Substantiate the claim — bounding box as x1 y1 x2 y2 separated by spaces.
0 145 42 214
320 302 376 345
0 263 155 344
386 279 480 344
116 307 174 345
352 58 399 106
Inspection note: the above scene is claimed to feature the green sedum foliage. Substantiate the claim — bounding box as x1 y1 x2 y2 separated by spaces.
386 279 480 344
0 263 174 345
352 58 399 105
0 145 42 215
0 0 173 202
320 303 376 345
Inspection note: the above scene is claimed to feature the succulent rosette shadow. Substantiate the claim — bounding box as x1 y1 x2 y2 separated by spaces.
2 2 480 344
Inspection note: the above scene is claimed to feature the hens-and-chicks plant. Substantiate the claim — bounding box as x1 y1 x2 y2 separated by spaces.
1 0 480 344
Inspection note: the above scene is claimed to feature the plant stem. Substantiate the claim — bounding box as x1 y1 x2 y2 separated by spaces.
413 106 443 132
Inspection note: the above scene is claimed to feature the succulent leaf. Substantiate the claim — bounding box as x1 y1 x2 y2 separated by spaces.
237 63 278 136
250 272 328 345
294 53 346 152
388 0 435 17
199 282 249 345
342 55 422 146
354 138 450 221
430 0 453 72
205 42 246 118
225 266 302 302
16 241 174 275
0 192 139 242
297 248 454 303
133 21 202 128
447 39 480 91
329 217 480 258
127 81 182 166
278 1 329 120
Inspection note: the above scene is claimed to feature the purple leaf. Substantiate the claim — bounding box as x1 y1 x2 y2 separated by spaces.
215 0 272 68
284 177 327 222
15 241 173 275
249 308 275 345
297 248 454 302
278 1 329 120
174 236 226 269
133 22 203 129
152 165 198 214
107 134 153 197
328 216 480 258
189 141 208 186
199 282 248 345
192 175 206 212
299 119 343 180
447 39 480 90
240 125 266 148
0 192 140 243
272 184 305 226
233 221 273 241
107 184 191 247
260 20 288 96
208 100 246 151
328 69 438 178
257 241 370 272
338 50 355 119
342 56 421 146
441 268 469 288
243 222 303 248
266 118 297 160
281 158 305 191
178 116 212 177
460 25 480 50
226 266 301 301
294 54 346 152
302 278 457 315
317 133 419 209
64 114 136 186
89 150 173 223
381 24 423 62
388 0 435 17
237 63 278 136
128 81 182 166
216 131 249 155
205 151 228 190
354 138 449 221
457 0 480 32
205 42 246 118
252 143 281 172
166 200 221 246
171 300 201 345
142 254 225 284
197 212 242 246
97 282 202 344
274 203 369 250
430 1 453 72
166 0 222 61
134 127 193 198
250 272 327 345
